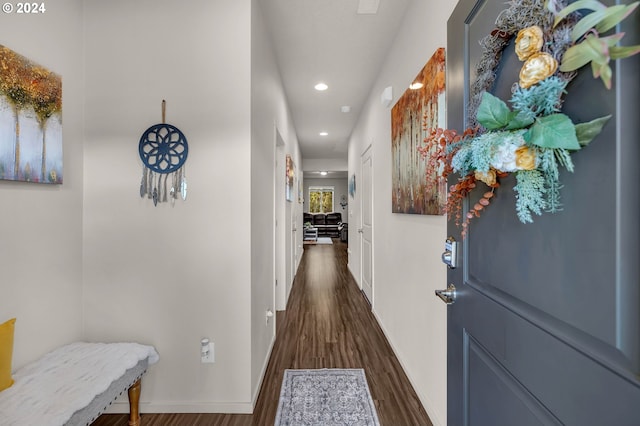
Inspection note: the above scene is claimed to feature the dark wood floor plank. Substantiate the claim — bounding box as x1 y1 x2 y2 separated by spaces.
92 241 433 426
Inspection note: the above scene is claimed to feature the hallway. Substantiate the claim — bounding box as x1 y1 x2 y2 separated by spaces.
93 240 433 425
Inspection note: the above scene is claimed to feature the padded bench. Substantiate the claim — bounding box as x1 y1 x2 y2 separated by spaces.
0 342 159 426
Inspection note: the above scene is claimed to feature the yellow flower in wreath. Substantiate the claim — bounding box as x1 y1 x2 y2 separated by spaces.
519 52 558 89
474 169 497 186
515 26 544 61
515 146 537 170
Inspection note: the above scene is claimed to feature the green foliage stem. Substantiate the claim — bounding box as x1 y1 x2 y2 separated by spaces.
514 170 548 223
510 77 567 120
553 0 640 89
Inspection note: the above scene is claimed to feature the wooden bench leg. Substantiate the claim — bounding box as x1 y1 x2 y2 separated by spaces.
128 379 141 426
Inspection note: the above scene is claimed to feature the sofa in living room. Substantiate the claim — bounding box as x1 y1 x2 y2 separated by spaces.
303 212 342 238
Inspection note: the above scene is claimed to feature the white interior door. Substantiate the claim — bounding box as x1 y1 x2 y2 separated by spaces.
274 137 285 311
284 193 293 306
361 146 373 304
291 199 297 286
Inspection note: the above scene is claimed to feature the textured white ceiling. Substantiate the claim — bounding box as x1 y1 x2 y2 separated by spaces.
260 0 410 160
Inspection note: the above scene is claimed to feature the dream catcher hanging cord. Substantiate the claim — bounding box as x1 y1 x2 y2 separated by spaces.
139 100 189 206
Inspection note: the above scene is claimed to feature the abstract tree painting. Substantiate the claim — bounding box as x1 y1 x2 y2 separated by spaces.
391 48 445 214
285 154 295 202
0 45 62 184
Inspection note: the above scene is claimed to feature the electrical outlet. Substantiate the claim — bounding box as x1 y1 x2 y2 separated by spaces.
201 339 214 364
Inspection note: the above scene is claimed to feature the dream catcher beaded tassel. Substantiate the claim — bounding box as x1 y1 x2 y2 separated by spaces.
139 100 189 206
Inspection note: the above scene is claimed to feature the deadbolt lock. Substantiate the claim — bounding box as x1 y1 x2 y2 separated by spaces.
442 236 458 269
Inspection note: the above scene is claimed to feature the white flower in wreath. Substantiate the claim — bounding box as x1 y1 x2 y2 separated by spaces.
489 134 528 172
491 143 518 172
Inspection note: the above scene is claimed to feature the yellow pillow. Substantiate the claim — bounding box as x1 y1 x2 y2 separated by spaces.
0 318 16 392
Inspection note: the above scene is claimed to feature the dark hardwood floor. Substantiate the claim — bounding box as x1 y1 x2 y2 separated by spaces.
92 240 433 426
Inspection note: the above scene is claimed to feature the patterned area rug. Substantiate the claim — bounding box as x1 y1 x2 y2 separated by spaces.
274 369 380 426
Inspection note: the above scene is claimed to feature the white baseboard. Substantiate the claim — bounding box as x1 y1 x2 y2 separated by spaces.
371 309 445 426
104 400 254 414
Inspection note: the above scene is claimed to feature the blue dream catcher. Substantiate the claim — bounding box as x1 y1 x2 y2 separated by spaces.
139 100 189 206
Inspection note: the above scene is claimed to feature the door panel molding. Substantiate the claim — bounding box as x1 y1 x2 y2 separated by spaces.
463 290 640 425
464 277 640 387
464 330 562 426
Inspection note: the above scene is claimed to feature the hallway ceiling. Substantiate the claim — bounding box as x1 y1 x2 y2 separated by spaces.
260 0 411 161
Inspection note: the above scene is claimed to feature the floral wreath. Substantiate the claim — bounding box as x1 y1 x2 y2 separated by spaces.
420 0 639 236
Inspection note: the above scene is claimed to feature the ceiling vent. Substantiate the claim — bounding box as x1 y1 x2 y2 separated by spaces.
357 0 380 14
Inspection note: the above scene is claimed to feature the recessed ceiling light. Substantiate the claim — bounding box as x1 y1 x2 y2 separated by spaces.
320 171 328 176
341 106 351 113
409 82 424 90
314 82 328 91
319 132 328 136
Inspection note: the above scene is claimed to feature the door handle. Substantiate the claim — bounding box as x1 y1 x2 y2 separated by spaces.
358 228 363 233
435 284 457 305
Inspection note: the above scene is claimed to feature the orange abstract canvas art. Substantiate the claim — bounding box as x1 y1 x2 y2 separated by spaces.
391 48 445 214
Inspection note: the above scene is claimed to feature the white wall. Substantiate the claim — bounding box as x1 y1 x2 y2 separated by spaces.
83 0 254 413
0 0 85 369
303 178 349 219
347 0 458 425
250 0 302 404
